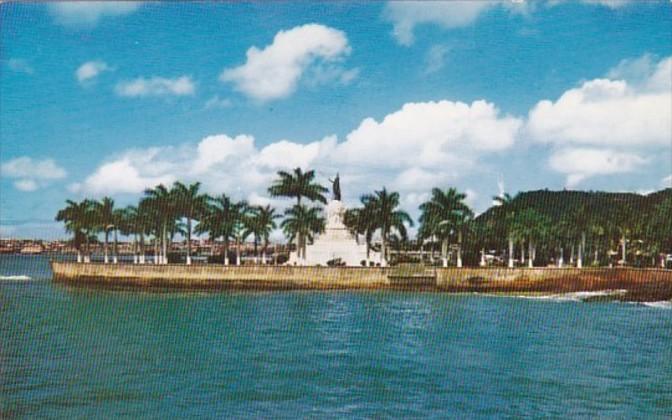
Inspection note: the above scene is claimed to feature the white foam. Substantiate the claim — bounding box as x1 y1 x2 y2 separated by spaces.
0 275 32 281
641 301 672 309
516 290 628 302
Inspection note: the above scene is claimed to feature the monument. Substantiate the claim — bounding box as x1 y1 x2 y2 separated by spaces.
288 174 382 266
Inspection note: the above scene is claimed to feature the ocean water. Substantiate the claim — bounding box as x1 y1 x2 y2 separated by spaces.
1 256 671 418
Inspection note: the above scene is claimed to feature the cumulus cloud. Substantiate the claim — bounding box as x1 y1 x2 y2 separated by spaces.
76 60 111 84
115 76 196 97
334 100 522 171
383 1 517 46
72 99 520 219
549 148 648 188
7 58 34 74
48 2 141 27
528 54 671 187
220 24 353 101
527 55 671 147
1 157 67 192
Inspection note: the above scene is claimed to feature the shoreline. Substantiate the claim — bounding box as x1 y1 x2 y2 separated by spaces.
50 262 672 302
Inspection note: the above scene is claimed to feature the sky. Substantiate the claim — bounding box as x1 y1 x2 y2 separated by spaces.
1 0 671 240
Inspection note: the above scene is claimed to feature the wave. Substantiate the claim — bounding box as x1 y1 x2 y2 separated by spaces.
0 275 32 281
515 290 628 302
641 301 672 310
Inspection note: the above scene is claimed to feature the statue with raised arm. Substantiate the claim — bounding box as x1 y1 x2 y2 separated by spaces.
329 173 341 201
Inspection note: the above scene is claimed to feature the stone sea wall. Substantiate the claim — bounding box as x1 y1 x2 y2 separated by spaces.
50 262 672 300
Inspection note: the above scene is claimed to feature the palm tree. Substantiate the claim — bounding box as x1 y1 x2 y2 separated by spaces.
195 194 241 265
94 197 115 264
419 188 473 267
244 205 279 264
647 197 672 267
111 207 126 263
362 188 413 266
55 199 92 263
268 167 328 206
511 208 550 267
493 193 516 268
612 201 634 266
268 168 328 258
142 184 174 264
117 206 138 263
171 181 209 265
281 204 325 264
344 204 377 265
232 201 251 265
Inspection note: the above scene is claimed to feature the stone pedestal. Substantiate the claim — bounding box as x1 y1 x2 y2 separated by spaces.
288 200 381 267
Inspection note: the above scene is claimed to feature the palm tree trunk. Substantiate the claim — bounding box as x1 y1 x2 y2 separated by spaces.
262 239 267 265
162 222 168 264
441 238 448 268
457 230 463 268
77 249 82 263
528 240 533 268
480 247 486 266
521 241 526 267
186 217 192 265
236 237 241 266
621 234 626 266
508 237 514 268
113 229 118 264
140 234 146 264
104 231 109 264
254 237 259 264
224 239 230 266
558 247 564 268
381 232 387 267
570 244 575 265
84 233 90 263
578 232 585 268
133 234 138 264
593 245 598 266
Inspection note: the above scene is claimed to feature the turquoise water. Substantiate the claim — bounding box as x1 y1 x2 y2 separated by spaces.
1 256 671 418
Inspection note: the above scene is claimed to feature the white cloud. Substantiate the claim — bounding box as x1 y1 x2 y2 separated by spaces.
662 175 672 188
1 157 67 192
193 134 256 175
383 1 510 46
115 76 196 97
72 98 520 219
584 0 632 7
204 95 233 109
71 156 176 195
549 148 647 188
424 44 450 74
255 137 337 170
384 1 638 45
7 58 34 74
527 55 672 147
76 60 110 84
14 179 39 192
220 24 352 101
48 2 141 27
333 100 522 171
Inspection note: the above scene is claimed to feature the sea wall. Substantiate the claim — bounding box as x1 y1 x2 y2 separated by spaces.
50 262 672 300
50 262 391 289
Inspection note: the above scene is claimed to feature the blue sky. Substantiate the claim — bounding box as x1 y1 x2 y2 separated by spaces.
1 1 671 239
